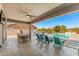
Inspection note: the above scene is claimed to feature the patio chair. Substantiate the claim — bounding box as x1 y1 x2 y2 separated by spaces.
36 33 44 41
17 34 21 41
44 35 52 44
39 34 45 42
53 37 66 47
36 34 41 41
36 34 46 47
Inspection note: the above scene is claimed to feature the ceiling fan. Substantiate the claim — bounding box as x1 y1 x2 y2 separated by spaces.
26 14 36 18
19 8 36 19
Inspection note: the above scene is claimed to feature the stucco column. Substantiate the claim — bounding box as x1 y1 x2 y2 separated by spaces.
5 16 7 41
28 22 31 43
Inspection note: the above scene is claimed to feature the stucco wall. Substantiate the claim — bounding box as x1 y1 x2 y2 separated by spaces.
7 23 29 36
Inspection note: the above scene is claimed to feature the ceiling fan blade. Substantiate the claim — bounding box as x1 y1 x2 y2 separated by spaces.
30 15 36 17
26 14 36 17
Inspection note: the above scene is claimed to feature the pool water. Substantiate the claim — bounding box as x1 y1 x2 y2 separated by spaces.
52 33 70 39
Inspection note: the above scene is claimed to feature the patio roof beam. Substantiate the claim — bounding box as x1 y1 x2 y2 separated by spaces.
2 18 30 24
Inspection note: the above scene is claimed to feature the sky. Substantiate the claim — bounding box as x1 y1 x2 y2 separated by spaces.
33 12 79 28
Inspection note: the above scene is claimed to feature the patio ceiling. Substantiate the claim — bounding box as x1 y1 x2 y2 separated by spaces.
31 3 79 23
1 3 79 23
1 3 62 22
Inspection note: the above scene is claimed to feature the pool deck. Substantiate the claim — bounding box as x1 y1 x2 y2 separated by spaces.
0 36 79 56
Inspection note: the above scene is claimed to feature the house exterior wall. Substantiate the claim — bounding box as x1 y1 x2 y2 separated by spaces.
7 23 29 36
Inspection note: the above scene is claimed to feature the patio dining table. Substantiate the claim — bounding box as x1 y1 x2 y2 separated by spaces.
18 34 30 42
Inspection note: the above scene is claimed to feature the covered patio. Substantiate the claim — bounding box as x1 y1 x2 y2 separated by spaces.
0 3 79 56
